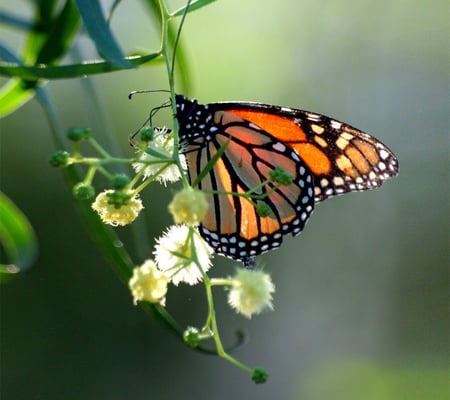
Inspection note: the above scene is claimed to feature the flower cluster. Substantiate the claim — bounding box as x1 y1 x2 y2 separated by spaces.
51 125 275 382
129 223 275 320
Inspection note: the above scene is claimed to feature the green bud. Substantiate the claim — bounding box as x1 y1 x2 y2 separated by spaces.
73 183 95 200
269 166 293 185
252 368 268 384
111 174 130 190
183 326 201 348
106 190 131 209
255 203 271 217
67 127 93 141
48 150 70 167
140 127 154 142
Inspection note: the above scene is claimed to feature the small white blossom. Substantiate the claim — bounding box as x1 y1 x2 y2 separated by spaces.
133 127 187 185
168 188 208 226
227 269 275 318
154 225 213 286
129 260 168 305
91 190 143 226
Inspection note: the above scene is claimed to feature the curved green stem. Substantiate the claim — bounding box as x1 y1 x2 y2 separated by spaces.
187 228 254 375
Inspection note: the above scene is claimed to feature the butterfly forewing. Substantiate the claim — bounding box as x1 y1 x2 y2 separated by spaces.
222 104 399 202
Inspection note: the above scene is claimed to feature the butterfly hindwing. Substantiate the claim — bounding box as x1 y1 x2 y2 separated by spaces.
179 100 315 262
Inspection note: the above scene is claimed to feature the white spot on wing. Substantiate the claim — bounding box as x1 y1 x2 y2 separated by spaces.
331 120 342 129
379 149 390 160
273 142 286 152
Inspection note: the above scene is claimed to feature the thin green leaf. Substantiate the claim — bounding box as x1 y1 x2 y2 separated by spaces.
0 78 38 118
34 0 81 65
0 10 32 30
37 0 58 25
0 53 160 81
0 1 82 117
0 44 37 117
0 192 38 279
0 42 21 63
74 0 132 68
171 0 218 17
0 43 64 118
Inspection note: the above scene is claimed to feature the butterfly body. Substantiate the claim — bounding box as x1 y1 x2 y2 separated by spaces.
175 95 398 265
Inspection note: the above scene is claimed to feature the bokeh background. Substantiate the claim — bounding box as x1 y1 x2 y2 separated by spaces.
1 0 448 399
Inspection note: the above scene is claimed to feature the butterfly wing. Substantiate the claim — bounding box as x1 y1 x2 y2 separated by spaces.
214 102 399 202
175 95 399 264
176 96 315 263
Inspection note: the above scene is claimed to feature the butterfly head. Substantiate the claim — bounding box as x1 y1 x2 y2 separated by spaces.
175 95 214 145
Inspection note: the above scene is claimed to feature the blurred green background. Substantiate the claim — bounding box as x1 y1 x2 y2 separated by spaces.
1 0 448 399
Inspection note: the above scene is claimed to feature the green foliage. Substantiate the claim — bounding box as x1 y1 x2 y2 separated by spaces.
0 192 38 280
0 0 263 383
73 0 132 68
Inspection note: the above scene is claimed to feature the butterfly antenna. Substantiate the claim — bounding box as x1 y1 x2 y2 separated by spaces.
149 101 171 127
128 100 171 145
128 89 170 100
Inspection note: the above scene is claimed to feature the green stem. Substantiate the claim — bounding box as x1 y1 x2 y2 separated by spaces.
88 138 113 158
187 228 253 375
70 156 134 166
203 272 253 374
210 278 234 287
157 0 190 189
84 165 97 185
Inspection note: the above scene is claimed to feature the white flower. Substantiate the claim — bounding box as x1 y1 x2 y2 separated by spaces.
168 187 208 226
227 269 275 318
133 127 187 185
129 260 168 305
91 190 143 226
153 225 213 286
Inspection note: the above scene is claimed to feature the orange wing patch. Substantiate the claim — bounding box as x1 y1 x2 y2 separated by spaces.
228 109 332 176
288 143 332 175
228 109 307 142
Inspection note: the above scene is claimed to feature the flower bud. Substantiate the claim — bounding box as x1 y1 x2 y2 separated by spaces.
110 174 130 190
67 127 93 141
269 166 293 185
139 127 154 142
48 150 70 167
73 183 95 200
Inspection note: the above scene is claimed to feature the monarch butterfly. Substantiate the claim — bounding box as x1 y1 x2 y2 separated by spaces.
175 95 399 266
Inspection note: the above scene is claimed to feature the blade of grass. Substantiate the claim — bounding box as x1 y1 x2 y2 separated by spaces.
0 78 39 117
74 0 132 68
0 10 32 30
0 53 160 80
171 0 218 17
0 0 81 116
34 0 80 64
0 192 38 280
